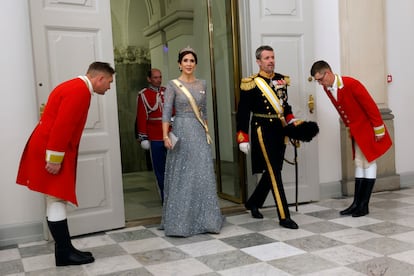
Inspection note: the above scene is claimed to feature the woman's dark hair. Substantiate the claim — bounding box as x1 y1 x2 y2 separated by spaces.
178 50 198 64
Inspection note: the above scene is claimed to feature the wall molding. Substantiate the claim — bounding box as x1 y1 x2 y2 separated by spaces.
114 46 150 64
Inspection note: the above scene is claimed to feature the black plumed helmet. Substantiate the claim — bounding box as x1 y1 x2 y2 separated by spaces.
285 121 319 142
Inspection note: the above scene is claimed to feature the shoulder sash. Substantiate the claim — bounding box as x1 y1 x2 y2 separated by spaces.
172 79 212 144
254 77 287 126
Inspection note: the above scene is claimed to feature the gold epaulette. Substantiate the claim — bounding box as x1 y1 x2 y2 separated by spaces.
284 75 291 86
240 74 258 91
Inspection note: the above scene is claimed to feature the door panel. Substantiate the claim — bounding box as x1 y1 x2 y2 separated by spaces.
209 0 244 203
246 0 319 205
29 0 125 235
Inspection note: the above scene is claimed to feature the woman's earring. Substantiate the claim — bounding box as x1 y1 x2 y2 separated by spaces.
179 66 182 71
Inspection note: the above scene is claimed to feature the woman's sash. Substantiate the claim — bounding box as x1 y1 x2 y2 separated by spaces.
172 79 212 144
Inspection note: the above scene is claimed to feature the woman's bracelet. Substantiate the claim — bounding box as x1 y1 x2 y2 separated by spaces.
163 136 169 140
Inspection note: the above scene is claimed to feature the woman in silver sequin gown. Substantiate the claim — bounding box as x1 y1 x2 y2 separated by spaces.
161 47 224 237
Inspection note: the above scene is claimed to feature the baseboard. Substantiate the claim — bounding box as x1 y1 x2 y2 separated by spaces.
400 172 414 188
319 180 343 200
0 221 44 248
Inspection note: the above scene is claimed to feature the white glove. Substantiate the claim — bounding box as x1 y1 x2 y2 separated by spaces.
140 140 150 150
239 142 250 155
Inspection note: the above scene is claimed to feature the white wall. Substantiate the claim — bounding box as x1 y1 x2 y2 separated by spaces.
313 0 342 184
0 1 44 236
385 0 414 177
312 0 414 186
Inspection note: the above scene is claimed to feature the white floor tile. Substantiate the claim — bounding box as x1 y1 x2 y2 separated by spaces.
295 204 331 214
119 237 173 254
0 248 20 262
208 224 253 239
313 245 382 266
303 266 366 276
146 258 213 276
84 254 142 275
322 228 381 244
219 262 291 276
177 239 235 257
390 230 414 244
21 254 55 272
260 227 314 241
330 216 382 228
389 249 414 265
241 241 305 261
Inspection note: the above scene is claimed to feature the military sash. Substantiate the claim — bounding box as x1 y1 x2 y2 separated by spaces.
254 77 287 126
172 79 212 144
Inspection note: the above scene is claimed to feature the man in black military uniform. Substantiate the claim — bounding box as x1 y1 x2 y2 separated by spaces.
236 45 318 229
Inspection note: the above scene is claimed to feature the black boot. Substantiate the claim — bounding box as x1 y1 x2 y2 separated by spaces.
352 178 375 217
245 203 264 219
340 178 363 215
250 207 264 219
47 219 93 257
47 219 95 266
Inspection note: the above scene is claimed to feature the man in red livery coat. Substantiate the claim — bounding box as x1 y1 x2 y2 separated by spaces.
236 45 318 230
310 60 392 217
16 62 115 266
136 68 167 203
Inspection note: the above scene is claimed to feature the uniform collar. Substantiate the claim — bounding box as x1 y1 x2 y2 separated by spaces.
78 75 94 95
148 85 162 92
328 74 344 92
258 70 275 79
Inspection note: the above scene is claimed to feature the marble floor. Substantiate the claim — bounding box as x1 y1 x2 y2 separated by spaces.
2 187 414 275
123 171 240 222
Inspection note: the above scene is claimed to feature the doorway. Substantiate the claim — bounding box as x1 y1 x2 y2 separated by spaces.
110 0 245 223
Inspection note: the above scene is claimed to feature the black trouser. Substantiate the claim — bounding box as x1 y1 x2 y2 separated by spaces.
246 170 291 221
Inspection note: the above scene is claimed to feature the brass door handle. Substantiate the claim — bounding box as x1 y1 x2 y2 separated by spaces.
308 95 314 113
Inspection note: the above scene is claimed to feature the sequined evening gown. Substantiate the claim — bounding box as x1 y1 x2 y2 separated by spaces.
160 79 224 237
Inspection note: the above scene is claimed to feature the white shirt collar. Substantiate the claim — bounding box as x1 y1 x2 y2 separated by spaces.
328 75 337 92
78 75 94 95
328 74 344 92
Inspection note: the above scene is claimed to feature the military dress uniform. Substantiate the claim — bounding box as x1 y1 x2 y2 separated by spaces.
17 77 92 206
323 75 392 162
324 74 392 217
136 85 167 202
236 70 298 229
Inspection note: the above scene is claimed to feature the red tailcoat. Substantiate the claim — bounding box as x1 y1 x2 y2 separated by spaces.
16 78 92 205
136 86 165 141
324 76 392 162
